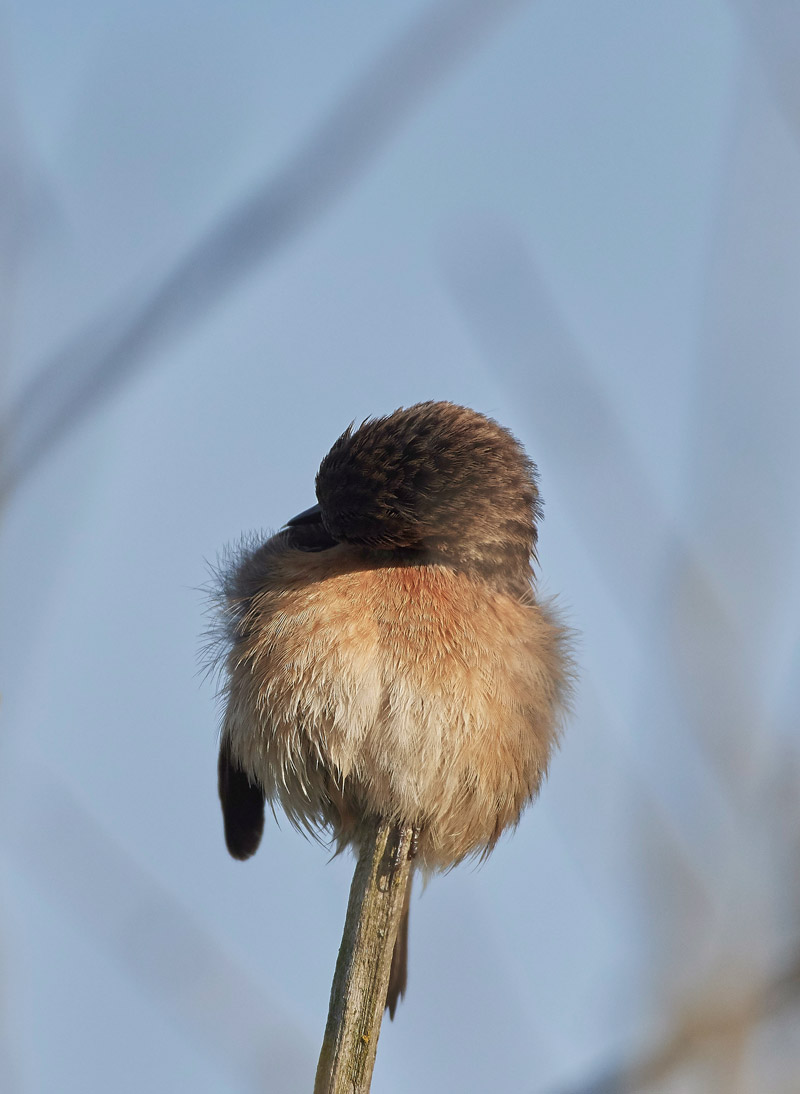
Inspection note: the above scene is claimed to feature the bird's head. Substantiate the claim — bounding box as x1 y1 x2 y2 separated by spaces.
290 402 541 590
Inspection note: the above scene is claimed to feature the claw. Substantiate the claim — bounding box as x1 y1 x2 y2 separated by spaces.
409 825 420 860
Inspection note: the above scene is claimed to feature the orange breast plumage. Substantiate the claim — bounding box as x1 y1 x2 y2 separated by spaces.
220 538 571 869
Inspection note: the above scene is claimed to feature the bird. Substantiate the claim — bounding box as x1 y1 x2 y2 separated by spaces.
212 400 572 1017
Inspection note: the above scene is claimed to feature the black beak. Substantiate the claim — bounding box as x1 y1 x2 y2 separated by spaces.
286 503 323 527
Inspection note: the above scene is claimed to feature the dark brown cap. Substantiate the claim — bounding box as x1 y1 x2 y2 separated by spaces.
315 401 541 591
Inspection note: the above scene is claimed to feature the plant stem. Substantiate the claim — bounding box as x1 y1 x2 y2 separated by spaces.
314 818 414 1094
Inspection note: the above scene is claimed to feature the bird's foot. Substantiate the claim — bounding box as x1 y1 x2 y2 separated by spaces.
408 825 421 860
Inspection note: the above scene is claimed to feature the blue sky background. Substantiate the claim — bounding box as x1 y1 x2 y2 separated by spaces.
2 2 799 1091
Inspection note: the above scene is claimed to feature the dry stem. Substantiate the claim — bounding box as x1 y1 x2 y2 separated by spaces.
314 818 414 1094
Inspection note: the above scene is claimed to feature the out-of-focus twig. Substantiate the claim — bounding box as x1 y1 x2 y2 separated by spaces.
5 769 315 1091
728 0 800 142
555 948 800 1094
443 228 742 860
443 226 719 631
0 0 531 504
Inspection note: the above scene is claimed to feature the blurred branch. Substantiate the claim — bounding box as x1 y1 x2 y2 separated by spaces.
443 228 744 856
0 0 531 504
728 1 800 141
5 769 315 1091
443 226 713 629
556 948 800 1094
444 226 800 1057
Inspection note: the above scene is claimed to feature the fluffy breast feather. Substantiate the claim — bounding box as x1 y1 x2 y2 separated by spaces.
220 540 571 868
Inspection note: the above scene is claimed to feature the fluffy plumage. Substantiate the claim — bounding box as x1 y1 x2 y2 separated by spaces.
212 401 573 1013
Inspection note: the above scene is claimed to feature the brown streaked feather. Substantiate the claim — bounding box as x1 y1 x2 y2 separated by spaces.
315 402 541 597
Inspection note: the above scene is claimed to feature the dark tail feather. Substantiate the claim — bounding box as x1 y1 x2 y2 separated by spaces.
386 872 412 1019
218 737 265 860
